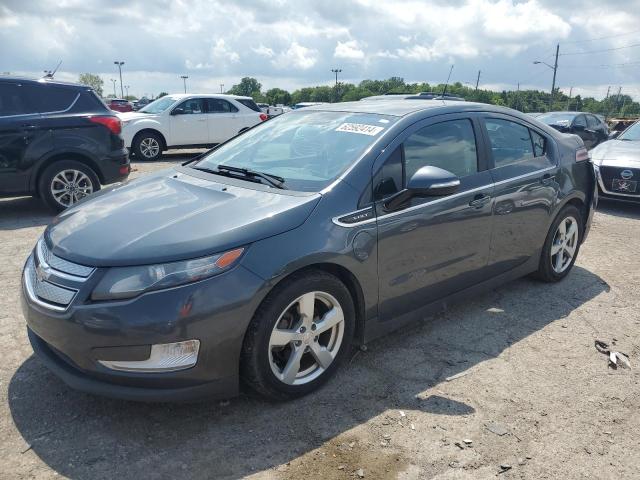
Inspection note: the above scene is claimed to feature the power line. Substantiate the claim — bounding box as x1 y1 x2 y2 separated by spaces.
560 42 640 56
562 28 640 44
561 61 640 69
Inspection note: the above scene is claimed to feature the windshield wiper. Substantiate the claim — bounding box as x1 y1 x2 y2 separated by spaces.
191 165 286 189
217 165 287 189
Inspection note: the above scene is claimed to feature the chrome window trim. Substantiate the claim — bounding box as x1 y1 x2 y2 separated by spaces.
0 92 81 119
332 166 557 227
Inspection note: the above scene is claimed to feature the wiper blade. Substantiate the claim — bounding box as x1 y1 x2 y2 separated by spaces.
217 165 287 189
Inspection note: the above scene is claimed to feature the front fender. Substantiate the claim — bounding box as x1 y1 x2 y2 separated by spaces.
123 119 167 147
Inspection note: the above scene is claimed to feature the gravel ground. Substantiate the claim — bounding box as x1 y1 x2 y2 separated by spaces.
1 153 639 479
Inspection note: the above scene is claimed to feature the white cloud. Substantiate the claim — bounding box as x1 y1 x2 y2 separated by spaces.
273 42 317 70
334 40 365 60
211 38 240 63
252 45 275 58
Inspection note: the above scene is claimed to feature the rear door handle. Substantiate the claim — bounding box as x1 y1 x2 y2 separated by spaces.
540 173 554 186
469 194 491 208
22 124 38 129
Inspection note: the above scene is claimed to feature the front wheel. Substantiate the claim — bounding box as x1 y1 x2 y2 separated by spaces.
241 270 355 400
533 205 583 282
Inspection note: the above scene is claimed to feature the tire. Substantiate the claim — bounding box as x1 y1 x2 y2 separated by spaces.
132 131 163 161
533 204 583 282
241 270 356 400
39 160 100 212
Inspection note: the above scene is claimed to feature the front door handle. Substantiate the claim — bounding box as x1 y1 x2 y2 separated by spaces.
469 194 491 208
540 173 554 186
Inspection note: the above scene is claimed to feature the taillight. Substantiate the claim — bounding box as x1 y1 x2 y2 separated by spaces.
89 115 121 135
575 147 589 162
259 113 268 122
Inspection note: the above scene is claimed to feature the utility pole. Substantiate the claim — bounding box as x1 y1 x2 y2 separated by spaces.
550 44 559 109
605 86 611 99
114 61 125 98
220 83 224 93
475 70 481 92
180 75 188 93
616 86 623 116
110 79 117 97
566 86 573 111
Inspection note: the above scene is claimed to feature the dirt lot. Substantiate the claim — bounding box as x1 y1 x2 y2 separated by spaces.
1 154 639 480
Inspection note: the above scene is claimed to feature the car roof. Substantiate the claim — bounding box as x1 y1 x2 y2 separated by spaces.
162 93 253 100
303 99 517 117
0 76 88 90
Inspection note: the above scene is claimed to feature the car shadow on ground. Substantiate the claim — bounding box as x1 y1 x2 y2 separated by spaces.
8 266 608 480
596 198 640 220
0 196 53 230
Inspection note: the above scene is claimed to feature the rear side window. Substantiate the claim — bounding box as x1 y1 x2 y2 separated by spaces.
586 115 600 129
72 90 109 113
33 85 78 113
485 118 534 168
0 83 38 116
573 115 587 128
404 119 478 179
206 98 239 113
236 98 261 112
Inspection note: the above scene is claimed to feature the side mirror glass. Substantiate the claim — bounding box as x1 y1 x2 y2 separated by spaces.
384 166 460 211
171 107 185 115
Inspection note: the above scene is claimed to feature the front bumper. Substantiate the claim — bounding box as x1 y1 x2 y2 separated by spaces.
21 256 267 402
594 163 640 203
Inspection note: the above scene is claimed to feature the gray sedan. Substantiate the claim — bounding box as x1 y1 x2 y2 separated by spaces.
21 100 597 402
591 121 640 202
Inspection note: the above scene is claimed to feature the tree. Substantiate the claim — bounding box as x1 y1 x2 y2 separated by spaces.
228 77 262 97
78 73 104 97
157 92 168 98
265 88 291 106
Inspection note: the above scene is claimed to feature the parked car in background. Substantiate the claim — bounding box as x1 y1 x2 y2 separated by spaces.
119 94 268 160
363 92 466 101
107 98 134 113
292 102 328 109
132 97 152 111
22 100 595 402
527 112 544 118
591 120 640 203
257 103 269 113
0 77 129 211
537 112 608 149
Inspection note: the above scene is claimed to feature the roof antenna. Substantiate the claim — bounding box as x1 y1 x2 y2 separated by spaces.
441 64 454 97
43 60 62 79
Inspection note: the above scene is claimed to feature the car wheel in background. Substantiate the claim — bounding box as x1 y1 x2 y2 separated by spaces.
39 160 100 212
133 131 163 161
533 204 583 282
241 270 355 400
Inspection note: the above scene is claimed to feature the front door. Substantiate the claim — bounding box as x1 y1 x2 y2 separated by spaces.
375 115 494 324
169 98 208 146
481 115 559 275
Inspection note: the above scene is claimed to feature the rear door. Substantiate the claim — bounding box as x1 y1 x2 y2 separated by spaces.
481 115 559 275
205 98 240 144
169 98 208 145
375 114 494 322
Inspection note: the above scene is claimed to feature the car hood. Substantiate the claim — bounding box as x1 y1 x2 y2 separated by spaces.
590 140 640 167
46 168 321 267
118 111 158 121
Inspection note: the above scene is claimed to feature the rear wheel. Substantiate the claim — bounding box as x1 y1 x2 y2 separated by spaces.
534 205 583 282
132 131 163 161
39 160 100 212
241 270 355 400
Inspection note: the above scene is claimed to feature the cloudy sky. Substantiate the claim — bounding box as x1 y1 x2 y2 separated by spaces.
2 0 640 99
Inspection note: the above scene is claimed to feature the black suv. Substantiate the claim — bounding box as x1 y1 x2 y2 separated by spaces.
537 111 609 149
0 77 130 211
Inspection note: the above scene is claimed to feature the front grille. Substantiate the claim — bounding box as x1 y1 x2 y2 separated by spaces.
599 166 640 196
37 240 94 277
27 256 77 306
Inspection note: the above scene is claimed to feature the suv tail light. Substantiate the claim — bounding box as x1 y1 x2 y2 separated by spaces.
575 146 589 162
259 113 268 122
89 115 122 135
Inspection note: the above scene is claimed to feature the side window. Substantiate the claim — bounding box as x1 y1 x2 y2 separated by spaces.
404 119 478 180
586 115 600 129
485 118 534 168
374 145 403 200
530 130 546 157
33 85 78 113
0 83 37 116
206 98 239 113
175 98 204 114
573 115 587 128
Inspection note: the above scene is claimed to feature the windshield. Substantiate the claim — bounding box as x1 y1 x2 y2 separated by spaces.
139 96 178 114
618 122 640 141
537 112 576 125
194 111 396 192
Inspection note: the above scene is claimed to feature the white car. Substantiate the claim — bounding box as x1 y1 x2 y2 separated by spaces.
119 94 267 160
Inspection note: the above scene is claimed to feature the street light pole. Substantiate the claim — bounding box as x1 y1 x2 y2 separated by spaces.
180 75 189 93
125 85 130 98
110 79 117 97
114 61 125 98
220 83 225 94
331 68 342 86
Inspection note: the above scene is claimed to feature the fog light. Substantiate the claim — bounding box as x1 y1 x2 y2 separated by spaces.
98 340 200 373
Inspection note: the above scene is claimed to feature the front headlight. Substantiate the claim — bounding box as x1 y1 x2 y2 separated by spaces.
91 248 244 301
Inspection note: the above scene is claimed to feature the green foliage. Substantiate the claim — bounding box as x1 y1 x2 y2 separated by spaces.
157 92 168 98
225 76 638 117
78 73 104 97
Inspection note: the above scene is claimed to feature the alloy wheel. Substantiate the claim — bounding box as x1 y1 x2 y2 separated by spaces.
268 291 345 385
140 137 160 158
551 215 579 274
50 169 94 208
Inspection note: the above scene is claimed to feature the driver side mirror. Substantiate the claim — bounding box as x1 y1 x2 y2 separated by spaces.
384 166 460 212
609 131 620 140
171 107 185 115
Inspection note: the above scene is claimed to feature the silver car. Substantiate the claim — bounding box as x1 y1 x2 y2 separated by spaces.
591 121 640 202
